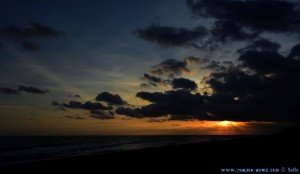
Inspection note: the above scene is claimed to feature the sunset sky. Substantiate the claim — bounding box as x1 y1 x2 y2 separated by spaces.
1 0 300 135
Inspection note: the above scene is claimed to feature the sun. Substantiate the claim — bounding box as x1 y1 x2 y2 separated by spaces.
218 121 237 127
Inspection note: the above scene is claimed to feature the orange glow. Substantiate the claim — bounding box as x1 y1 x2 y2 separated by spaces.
218 121 238 127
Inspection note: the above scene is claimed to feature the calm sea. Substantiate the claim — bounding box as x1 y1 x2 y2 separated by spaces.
0 135 244 165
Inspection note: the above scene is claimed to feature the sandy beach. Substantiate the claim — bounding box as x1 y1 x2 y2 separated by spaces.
1 132 299 173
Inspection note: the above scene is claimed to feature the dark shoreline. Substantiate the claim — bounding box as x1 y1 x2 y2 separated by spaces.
1 134 299 173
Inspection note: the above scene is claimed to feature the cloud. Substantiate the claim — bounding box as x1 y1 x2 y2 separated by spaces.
150 58 201 77
238 50 287 74
288 44 300 59
140 83 153 88
51 101 61 106
2 21 65 39
118 90 207 119
61 101 112 110
133 25 207 48
68 94 81 98
65 115 86 120
127 1 300 122
141 73 168 87
18 85 49 94
204 60 225 70
237 38 281 53
1 85 49 95
0 21 65 51
116 107 143 117
136 91 166 103
143 73 165 84
171 78 198 91
118 43 300 122
209 20 258 44
184 56 206 65
90 110 115 120
148 117 169 123
52 92 122 119
141 57 204 87
95 92 127 105
204 46 300 121
0 87 20 95
25 21 65 38
62 101 83 109
83 101 112 110
187 0 300 32
135 0 300 50
21 41 40 52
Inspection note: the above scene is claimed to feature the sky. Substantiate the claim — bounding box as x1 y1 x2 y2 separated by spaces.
0 0 300 135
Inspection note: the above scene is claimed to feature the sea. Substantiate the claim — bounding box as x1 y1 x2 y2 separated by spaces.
0 135 244 165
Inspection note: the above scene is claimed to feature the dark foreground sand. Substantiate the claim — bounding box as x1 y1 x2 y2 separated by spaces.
1 129 299 173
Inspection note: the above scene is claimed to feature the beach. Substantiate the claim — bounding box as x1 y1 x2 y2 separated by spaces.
1 133 299 173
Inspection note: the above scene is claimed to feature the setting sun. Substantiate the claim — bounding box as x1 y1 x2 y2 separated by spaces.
218 121 238 127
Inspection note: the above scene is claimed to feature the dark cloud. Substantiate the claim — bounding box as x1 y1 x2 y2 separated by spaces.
143 73 164 84
68 94 81 98
135 0 300 50
51 101 61 106
1 21 65 51
184 56 206 65
207 68 261 98
82 101 112 110
140 83 153 88
26 21 65 38
128 1 300 122
62 101 83 109
198 59 234 72
65 115 86 120
90 110 115 120
118 43 300 122
58 107 67 111
0 85 49 95
237 38 281 53
204 60 222 70
52 99 115 119
148 117 169 123
2 21 65 39
118 90 208 119
18 85 49 94
238 50 287 74
141 73 168 87
187 0 300 32
171 78 198 91
116 107 143 117
204 47 300 121
95 92 126 105
136 91 166 103
150 58 195 77
142 57 203 87
133 25 207 48
21 41 40 52
0 87 20 95
52 101 67 111
209 20 258 44
61 101 112 111
288 44 300 59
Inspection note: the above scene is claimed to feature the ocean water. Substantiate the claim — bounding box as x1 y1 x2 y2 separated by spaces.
0 135 243 165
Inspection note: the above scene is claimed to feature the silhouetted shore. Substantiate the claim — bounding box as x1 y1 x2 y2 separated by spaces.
1 126 299 173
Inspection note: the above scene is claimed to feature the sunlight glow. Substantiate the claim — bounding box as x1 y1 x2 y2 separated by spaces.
218 121 238 127
234 97 240 101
